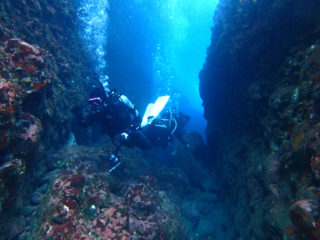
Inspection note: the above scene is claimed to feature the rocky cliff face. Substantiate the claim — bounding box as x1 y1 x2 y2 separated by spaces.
0 0 99 149
0 0 98 231
200 0 320 238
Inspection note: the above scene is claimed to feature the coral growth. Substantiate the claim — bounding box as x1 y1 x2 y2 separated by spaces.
18 113 42 144
0 39 53 217
0 0 105 238
0 38 51 149
30 146 185 240
0 38 53 158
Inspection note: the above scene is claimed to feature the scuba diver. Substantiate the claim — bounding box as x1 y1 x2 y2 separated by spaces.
77 87 151 171
140 96 191 149
76 90 190 172
142 109 190 148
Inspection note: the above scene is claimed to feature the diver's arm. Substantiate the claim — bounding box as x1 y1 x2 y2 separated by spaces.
119 94 141 129
119 95 135 110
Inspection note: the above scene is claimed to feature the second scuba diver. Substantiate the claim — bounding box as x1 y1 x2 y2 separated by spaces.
75 86 190 172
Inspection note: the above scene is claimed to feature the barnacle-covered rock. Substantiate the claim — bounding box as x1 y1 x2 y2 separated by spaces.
17 113 42 144
31 146 185 240
0 38 52 118
0 0 100 238
0 39 53 224
0 38 52 97
0 39 52 158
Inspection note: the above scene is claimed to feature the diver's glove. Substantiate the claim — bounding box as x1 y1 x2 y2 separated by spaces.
109 153 119 163
120 129 133 141
120 132 130 141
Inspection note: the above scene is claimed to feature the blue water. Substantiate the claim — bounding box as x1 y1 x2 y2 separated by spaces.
152 0 219 136
77 0 110 91
77 0 219 137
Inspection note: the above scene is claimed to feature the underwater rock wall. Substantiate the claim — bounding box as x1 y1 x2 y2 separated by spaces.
0 0 97 149
201 0 320 153
200 0 320 239
0 0 97 226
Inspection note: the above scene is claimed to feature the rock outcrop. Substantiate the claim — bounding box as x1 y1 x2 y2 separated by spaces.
28 145 186 240
0 0 98 232
200 0 320 238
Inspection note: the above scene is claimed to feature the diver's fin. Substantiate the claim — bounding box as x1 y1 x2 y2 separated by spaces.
141 96 170 128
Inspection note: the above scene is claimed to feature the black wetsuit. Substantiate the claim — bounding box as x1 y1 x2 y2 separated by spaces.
143 111 190 148
80 90 150 150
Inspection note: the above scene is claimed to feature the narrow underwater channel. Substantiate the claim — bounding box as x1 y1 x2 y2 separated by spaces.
1 0 320 239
